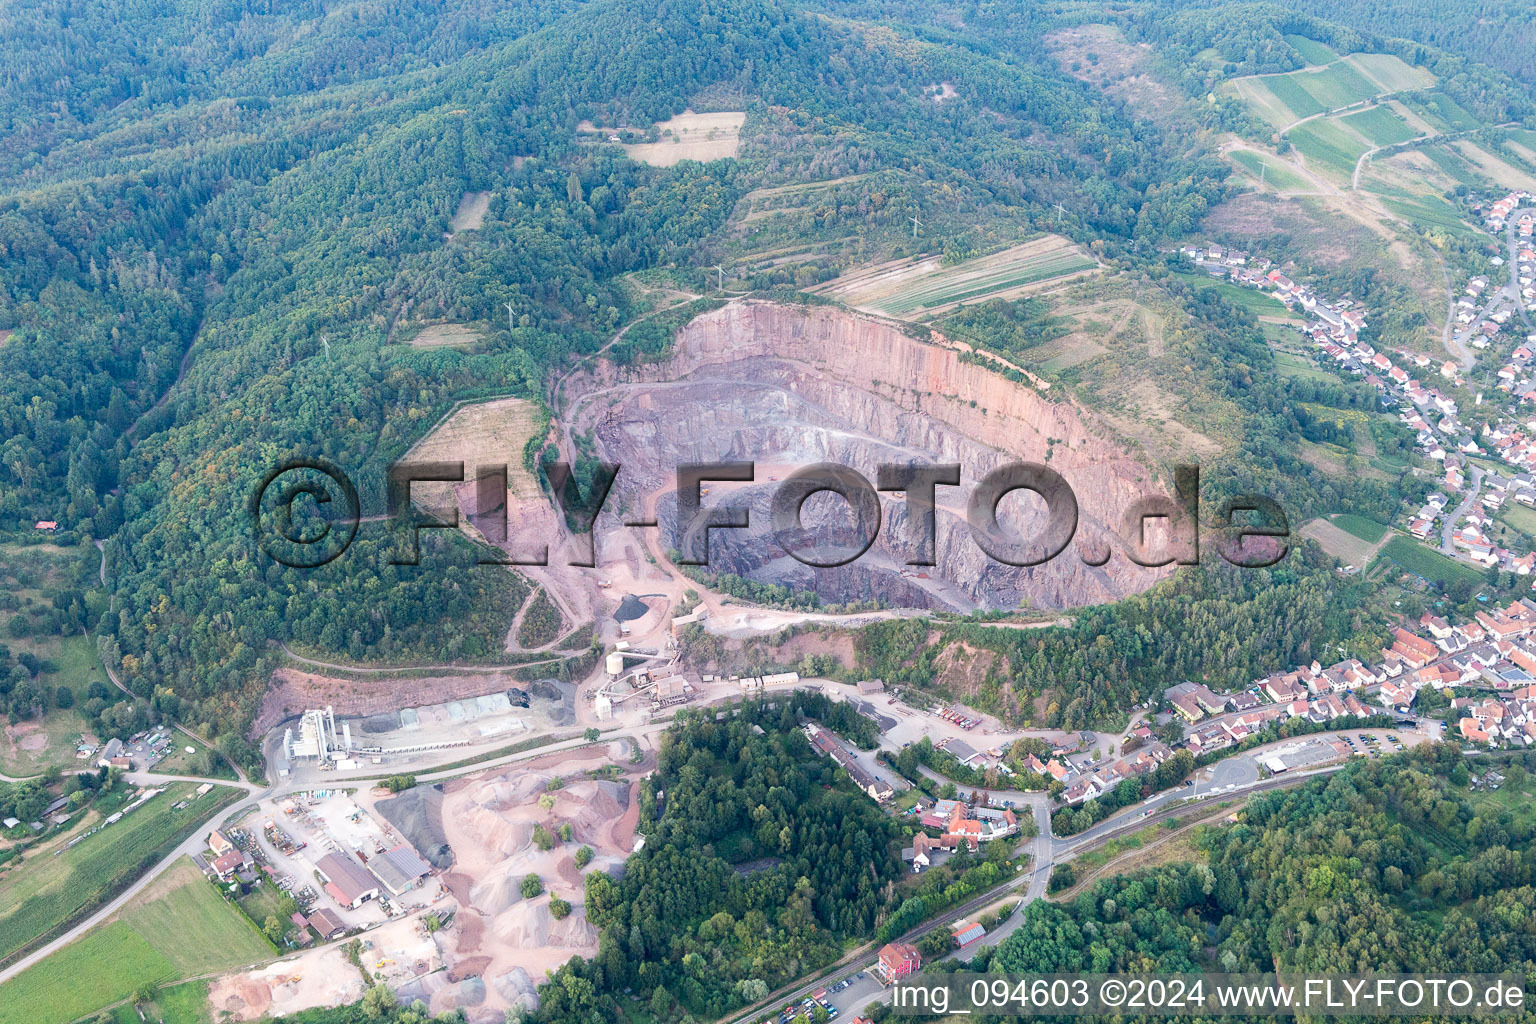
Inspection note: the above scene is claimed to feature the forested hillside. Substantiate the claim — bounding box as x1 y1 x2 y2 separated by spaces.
541 694 905 1022
0 0 1247 756
850 547 1391 729
989 745 1536 978
1 0 1513 760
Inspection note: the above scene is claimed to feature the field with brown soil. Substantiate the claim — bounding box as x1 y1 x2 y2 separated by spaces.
622 111 745 167
410 323 482 349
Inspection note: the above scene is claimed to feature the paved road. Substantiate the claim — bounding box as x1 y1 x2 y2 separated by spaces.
0 690 1431 997
0 782 266 984
0 727 649 986
1441 466 1485 554
737 760 1351 1024
1506 217 1535 335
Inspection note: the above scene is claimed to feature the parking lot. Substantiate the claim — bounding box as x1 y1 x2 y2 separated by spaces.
769 970 873 1023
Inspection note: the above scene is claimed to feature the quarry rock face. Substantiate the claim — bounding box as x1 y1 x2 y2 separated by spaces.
569 300 1174 610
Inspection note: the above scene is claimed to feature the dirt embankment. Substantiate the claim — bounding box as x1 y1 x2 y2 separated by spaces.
253 667 534 736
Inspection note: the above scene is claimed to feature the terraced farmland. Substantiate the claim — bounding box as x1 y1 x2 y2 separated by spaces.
1288 118 1371 177
1230 75 1319 129
809 236 1098 320
1227 52 1436 129
1343 105 1418 146
1296 60 1380 109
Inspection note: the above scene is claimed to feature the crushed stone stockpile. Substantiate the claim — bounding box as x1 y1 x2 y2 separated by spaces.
376 783 454 869
528 677 576 726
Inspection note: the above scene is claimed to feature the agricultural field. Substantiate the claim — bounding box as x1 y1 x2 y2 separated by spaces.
1330 514 1389 544
1342 105 1418 146
0 857 267 1024
407 323 483 349
1283 34 1338 67
122 857 272 975
1294 60 1381 110
1228 74 1320 129
0 781 241 968
1169 272 1293 318
621 111 745 167
1272 350 1337 383
1345 53 1436 93
1451 140 1536 192
1375 535 1488 588
1226 52 1436 130
0 922 173 1024
1380 191 1477 233
1300 516 1389 568
1228 148 1311 192
808 236 1098 320
1287 118 1371 178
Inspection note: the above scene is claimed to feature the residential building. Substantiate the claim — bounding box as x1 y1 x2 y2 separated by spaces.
878 942 921 981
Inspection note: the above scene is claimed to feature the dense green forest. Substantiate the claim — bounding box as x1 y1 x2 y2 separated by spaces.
537 693 905 1023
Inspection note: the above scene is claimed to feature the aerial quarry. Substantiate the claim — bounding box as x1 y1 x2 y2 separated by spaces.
183 289 1190 1022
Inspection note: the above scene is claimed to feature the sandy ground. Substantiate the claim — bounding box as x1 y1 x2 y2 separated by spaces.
430 743 643 1020
4 721 48 753
207 945 367 1021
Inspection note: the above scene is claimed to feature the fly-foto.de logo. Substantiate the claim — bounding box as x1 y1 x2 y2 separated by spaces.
250 459 1289 571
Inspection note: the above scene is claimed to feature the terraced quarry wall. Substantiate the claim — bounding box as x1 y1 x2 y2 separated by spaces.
566 300 1178 611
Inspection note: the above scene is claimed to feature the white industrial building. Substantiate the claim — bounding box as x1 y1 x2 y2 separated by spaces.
285 706 352 763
